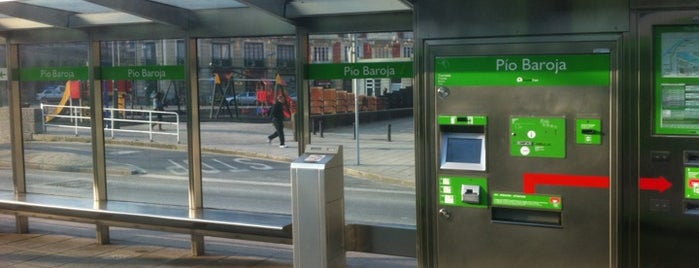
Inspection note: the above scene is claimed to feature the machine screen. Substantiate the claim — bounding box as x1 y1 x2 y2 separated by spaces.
441 133 486 170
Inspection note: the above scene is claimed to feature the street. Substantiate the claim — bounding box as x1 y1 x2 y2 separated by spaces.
2 142 415 227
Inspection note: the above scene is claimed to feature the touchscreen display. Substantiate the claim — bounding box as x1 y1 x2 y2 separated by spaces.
440 132 486 170
446 138 482 164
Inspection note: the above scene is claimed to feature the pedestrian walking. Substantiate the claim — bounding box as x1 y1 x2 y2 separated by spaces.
267 94 289 148
151 90 164 130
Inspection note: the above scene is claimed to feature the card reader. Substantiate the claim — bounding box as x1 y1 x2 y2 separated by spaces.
461 185 480 204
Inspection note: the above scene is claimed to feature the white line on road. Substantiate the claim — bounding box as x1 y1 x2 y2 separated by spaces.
140 174 413 195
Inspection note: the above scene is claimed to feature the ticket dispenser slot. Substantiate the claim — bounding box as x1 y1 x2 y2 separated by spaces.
684 151 699 214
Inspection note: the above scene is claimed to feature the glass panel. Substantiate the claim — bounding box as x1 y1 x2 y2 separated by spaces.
0 45 10 191
101 40 189 205
308 32 415 226
19 42 92 197
198 36 297 213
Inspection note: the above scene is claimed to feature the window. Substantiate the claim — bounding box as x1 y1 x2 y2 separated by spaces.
176 40 185 65
344 44 363 62
403 46 413 58
313 46 330 63
277 45 295 69
212 42 231 67
244 42 265 67
142 42 156 65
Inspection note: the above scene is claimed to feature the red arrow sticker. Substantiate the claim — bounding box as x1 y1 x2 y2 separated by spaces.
639 176 672 193
523 173 610 194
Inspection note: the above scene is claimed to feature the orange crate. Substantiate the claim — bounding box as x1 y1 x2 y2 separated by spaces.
336 90 347 100
310 87 324 100
323 88 337 100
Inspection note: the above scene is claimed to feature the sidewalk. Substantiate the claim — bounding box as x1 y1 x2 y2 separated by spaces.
201 116 415 186
33 115 416 187
0 215 416 267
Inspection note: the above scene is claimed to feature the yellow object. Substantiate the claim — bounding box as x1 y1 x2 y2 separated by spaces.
214 73 221 85
275 73 286 86
45 80 73 123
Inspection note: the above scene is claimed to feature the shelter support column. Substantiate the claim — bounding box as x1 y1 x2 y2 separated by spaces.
7 43 28 234
89 40 110 244
184 36 205 256
296 27 310 154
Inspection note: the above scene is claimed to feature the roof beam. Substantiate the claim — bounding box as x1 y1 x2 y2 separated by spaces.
84 0 198 30
398 0 414 8
285 0 411 18
235 0 294 24
236 0 286 17
0 2 74 28
296 11 412 34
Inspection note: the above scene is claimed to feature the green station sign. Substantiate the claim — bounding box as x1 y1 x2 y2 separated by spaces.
491 192 562 211
20 67 89 81
435 54 610 87
19 65 185 81
101 65 185 80
510 117 566 158
307 61 412 79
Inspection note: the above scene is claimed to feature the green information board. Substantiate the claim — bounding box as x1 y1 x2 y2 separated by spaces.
654 26 699 135
685 167 699 199
491 192 562 211
438 176 488 208
510 117 566 158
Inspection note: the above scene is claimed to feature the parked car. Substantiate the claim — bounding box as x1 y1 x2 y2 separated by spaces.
226 91 257 106
36 86 66 102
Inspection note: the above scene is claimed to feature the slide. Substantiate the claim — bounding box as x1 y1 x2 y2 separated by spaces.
45 80 80 123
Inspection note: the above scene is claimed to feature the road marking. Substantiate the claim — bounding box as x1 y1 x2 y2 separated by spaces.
201 161 221 174
139 174 413 195
166 159 188 176
212 159 250 172
110 150 140 155
142 174 289 187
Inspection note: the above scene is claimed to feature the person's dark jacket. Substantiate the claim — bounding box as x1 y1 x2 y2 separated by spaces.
269 101 285 122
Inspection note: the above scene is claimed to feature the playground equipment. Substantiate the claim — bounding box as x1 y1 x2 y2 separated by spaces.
208 70 293 119
210 71 237 119
44 80 80 123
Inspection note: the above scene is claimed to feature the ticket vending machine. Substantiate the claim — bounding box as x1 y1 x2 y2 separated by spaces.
428 38 619 267
636 13 699 267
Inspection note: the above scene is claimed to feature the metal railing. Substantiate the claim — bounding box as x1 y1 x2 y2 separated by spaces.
40 103 181 143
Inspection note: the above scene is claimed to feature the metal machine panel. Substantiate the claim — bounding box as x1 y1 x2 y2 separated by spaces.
290 145 345 268
427 39 619 267
415 0 628 39
636 10 699 267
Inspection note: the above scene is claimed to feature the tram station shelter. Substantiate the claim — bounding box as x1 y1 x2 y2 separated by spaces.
1 0 699 267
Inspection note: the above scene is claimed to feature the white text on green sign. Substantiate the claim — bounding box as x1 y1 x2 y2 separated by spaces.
307 62 412 79
435 54 610 86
